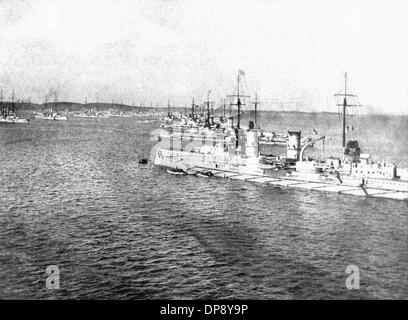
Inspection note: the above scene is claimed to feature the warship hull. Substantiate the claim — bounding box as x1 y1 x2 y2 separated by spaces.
154 148 408 201
0 117 29 124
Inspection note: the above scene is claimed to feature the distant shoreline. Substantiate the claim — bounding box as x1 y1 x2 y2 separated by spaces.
2 102 407 117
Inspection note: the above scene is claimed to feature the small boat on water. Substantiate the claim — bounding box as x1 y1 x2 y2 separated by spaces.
138 159 148 164
196 171 214 178
167 168 186 175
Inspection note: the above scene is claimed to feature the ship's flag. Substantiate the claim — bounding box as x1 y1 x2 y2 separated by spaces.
238 69 245 76
312 128 318 135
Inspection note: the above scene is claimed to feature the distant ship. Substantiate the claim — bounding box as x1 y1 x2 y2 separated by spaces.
35 93 68 121
153 72 408 201
0 89 30 124
73 98 105 119
34 111 67 121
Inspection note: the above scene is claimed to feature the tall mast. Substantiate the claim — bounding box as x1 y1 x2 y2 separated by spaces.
191 98 195 118
237 74 241 129
206 90 211 123
254 93 258 128
54 92 57 114
334 72 362 151
223 98 226 119
342 73 347 149
227 70 249 129
167 100 170 117
11 89 15 115
0 89 3 116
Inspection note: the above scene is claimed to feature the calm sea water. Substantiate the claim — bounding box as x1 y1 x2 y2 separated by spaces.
0 113 407 299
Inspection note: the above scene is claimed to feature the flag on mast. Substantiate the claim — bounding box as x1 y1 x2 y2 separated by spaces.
238 69 245 76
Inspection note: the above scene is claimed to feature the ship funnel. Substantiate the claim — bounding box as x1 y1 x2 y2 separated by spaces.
246 130 259 158
344 140 361 163
287 131 301 160
227 116 234 128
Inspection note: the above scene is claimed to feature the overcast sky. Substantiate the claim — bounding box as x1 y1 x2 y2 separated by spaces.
0 0 407 114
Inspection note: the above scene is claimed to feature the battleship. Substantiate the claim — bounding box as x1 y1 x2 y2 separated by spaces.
73 98 99 119
153 72 408 201
72 98 135 119
0 89 30 124
34 93 68 121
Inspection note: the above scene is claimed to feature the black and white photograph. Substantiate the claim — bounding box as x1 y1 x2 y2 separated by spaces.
0 0 407 307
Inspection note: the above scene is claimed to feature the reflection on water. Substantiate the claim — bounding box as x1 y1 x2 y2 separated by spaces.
0 114 407 299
